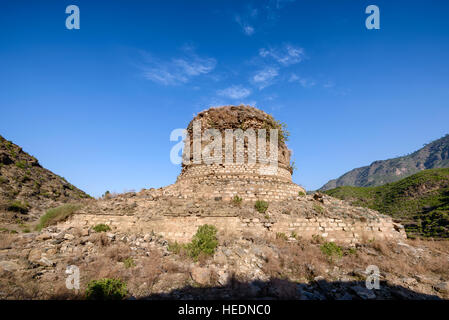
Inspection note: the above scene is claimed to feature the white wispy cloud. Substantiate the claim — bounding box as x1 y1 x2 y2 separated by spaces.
252 67 279 89
289 73 316 88
259 44 305 66
234 1 296 35
235 15 255 36
217 85 252 99
140 48 216 85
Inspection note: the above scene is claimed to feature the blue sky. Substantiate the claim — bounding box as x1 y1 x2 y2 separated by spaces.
1 0 448 197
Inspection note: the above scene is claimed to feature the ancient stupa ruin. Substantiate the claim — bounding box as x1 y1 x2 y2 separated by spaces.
175 105 306 202
66 105 406 243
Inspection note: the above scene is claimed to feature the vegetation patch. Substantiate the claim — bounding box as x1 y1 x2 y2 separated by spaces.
169 225 218 261
320 241 343 260
123 257 136 268
85 278 127 300
313 203 324 214
325 168 449 238
36 204 81 231
276 232 288 241
15 161 27 169
232 195 242 206
255 200 269 213
168 241 183 254
92 224 111 233
186 224 218 260
7 200 30 214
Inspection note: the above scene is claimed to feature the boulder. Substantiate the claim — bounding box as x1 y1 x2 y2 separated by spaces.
28 248 42 264
0 261 20 272
64 234 75 240
434 281 449 294
36 233 52 241
190 267 211 285
38 257 55 267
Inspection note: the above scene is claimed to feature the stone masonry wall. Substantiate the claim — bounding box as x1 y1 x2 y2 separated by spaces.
175 163 305 201
65 213 406 245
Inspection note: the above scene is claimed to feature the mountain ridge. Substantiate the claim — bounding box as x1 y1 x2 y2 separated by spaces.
320 134 449 191
0 134 90 229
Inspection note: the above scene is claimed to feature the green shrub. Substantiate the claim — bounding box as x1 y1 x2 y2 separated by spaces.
36 204 81 231
298 191 306 196
255 200 269 213
291 231 298 239
7 200 29 214
276 232 288 241
232 195 242 206
123 257 136 268
93 224 111 232
320 242 343 260
85 278 127 300
185 224 218 260
15 161 27 169
168 241 183 254
313 203 324 214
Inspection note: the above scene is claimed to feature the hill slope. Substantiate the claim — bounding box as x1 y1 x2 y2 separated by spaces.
324 168 449 238
320 134 449 190
0 135 90 227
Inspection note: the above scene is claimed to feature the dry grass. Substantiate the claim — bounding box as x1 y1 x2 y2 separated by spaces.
162 259 186 274
260 235 449 287
1 224 448 300
337 238 449 282
0 233 14 249
89 233 110 246
105 243 132 262
36 204 81 231
0 272 41 299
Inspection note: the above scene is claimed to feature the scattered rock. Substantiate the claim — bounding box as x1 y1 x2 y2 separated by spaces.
190 267 211 285
434 281 449 294
28 248 42 264
36 233 52 241
0 261 20 272
106 233 116 240
38 257 55 267
313 192 324 203
64 234 75 240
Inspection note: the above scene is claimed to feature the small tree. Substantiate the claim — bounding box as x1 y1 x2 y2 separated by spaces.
186 224 218 260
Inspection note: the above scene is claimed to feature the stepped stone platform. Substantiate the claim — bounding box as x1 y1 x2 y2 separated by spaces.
64 106 406 243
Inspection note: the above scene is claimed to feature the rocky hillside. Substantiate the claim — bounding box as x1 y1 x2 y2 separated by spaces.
320 134 449 190
0 222 447 300
0 135 90 228
324 168 449 238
